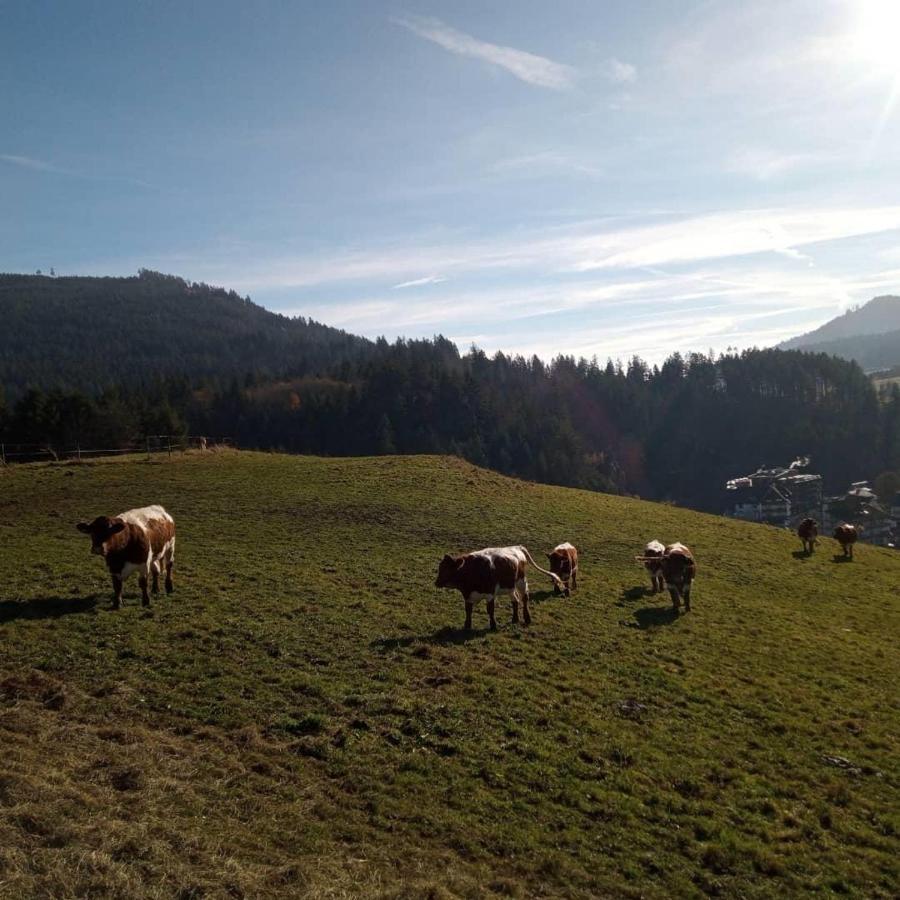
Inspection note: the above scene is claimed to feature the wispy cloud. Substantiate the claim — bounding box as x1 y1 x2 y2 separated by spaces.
726 147 834 181
138 205 900 295
605 57 637 84
392 275 446 289
489 150 604 179
0 152 151 188
1 154 71 174
394 16 575 90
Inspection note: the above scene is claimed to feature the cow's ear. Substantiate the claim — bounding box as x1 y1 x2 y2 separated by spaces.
442 553 453 563
76 522 91 533
455 556 465 569
109 521 126 535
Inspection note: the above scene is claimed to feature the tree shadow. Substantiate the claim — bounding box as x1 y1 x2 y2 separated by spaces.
0 594 100 623
632 606 680 629
832 554 853 563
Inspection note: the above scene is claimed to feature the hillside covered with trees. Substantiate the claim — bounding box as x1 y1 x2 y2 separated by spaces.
0 270 370 396
2 272 900 513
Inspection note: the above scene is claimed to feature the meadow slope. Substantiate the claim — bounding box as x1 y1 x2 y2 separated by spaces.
0 451 897 899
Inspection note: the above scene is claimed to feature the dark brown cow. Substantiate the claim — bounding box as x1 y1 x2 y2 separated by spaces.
435 545 563 630
833 523 859 559
77 505 176 608
797 518 818 554
547 542 578 596
660 542 696 613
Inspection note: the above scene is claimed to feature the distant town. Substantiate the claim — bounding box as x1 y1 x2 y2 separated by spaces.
725 457 899 547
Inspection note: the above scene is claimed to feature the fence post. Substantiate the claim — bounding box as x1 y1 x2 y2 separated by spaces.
77 443 81 462
146 437 151 459
167 437 172 458
0 443 5 466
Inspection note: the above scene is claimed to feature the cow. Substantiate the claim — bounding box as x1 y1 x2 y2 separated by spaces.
833 523 859 559
797 518 818 555
659 542 696 613
640 539 666 593
77 505 176 608
547 542 578 596
435 546 564 631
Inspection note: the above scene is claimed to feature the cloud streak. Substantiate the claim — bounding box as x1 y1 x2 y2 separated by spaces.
394 16 575 89
0 153 152 188
392 275 446 289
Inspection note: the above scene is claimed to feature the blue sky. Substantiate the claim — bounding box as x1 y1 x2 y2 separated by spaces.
3 0 900 363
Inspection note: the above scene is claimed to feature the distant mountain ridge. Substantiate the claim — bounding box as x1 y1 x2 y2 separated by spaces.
778 295 900 371
0 270 371 397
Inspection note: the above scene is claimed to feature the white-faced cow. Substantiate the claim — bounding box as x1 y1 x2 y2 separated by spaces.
660 542 696 613
435 546 564 630
797 518 818 555
640 539 666 593
833 523 859 559
547 542 578 596
77 505 176 608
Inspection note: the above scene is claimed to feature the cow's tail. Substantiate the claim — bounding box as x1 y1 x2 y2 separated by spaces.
520 546 565 589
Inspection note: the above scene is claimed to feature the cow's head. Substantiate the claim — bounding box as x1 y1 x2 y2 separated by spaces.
435 553 464 588
548 551 571 578
76 516 126 556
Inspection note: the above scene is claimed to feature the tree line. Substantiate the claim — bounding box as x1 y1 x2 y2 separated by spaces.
3 330 900 513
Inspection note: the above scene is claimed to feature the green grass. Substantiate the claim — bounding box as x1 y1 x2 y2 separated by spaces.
0 450 898 899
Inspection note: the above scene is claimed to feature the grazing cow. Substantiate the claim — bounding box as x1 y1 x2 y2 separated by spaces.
797 518 818 554
435 546 564 630
547 542 578 596
660 542 696 613
640 539 666 593
833 523 859 559
77 505 176 608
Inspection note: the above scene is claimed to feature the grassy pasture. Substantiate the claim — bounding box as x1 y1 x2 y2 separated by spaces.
0 450 897 898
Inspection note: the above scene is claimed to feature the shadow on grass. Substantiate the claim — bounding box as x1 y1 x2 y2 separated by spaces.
528 589 560 605
632 606 680 629
832 554 853 563
792 549 813 560
618 585 652 605
372 624 495 650
0 594 100 622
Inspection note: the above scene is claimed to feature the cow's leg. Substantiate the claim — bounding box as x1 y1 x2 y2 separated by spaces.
571 569 577 592
464 598 473 631
139 564 151 607
165 538 175 593
517 576 531 625
683 583 692 612
510 590 520 624
151 561 160 595
668 586 681 612
487 589 498 631
111 574 123 610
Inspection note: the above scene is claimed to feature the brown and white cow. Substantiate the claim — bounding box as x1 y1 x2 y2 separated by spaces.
640 539 666 593
77 505 176 608
547 542 578 596
435 545 564 630
660 542 696 613
833 523 859 559
797 518 818 554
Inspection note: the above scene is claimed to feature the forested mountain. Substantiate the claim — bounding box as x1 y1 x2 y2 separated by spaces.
3 271 900 513
778 295 900 371
0 270 370 396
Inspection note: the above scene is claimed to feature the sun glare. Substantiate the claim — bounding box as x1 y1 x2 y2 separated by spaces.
853 0 900 74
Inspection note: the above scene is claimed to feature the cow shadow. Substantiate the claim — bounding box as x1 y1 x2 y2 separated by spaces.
618 585 652 606
528 589 561 606
0 594 100 623
792 549 812 559
632 606 680 629
832 554 853 563
372 624 494 651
